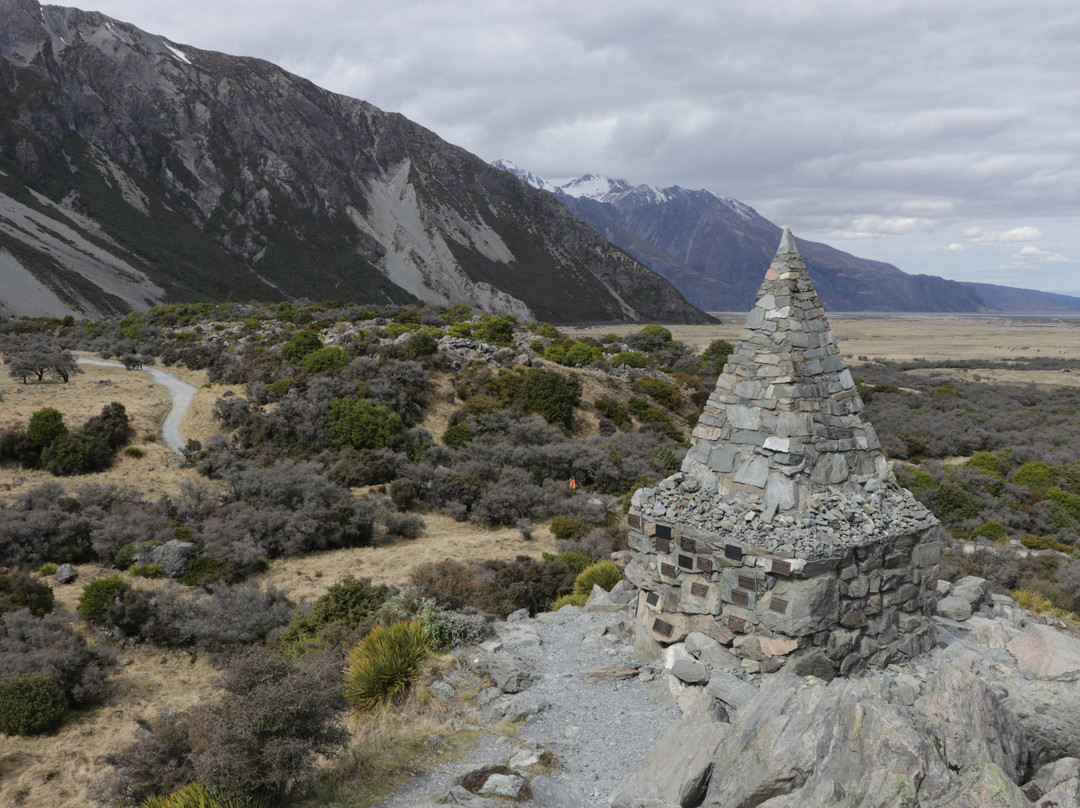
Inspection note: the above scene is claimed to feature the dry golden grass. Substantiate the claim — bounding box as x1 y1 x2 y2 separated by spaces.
564 315 1080 388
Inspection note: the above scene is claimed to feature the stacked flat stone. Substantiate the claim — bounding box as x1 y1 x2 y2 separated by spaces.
624 228 940 676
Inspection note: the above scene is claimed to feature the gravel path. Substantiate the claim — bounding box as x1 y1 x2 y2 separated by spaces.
376 604 677 807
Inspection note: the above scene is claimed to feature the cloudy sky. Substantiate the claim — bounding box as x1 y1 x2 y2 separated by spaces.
84 0 1080 293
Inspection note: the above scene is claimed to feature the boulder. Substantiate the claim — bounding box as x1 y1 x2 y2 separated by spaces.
529 774 585 808
951 576 992 612
1005 680 1080 768
920 762 1033 808
1032 757 1080 799
701 674 951 807
937 594 973 622
671 658 710 685
482 650 538 693
147 540 196 578
1008 623 1080 680
478 773 525 798
497 691 550 722
54 563 77 584
914 648 1028 783
610 714 727 808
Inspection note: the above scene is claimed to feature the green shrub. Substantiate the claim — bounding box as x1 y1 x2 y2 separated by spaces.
280 576 389 649
573 561 622 597
594 398 632 430
114 541 140 569
930 483 980 522
971 521 1008 542
701 339 735 374
442 422 473 449
0 674 67 735
123 445 146 458
299 346 347 374
550 516 586 541
27 407 67 449
551 593 587 610
280 330 323 362
634 377 682 411
610 351 647 369
38 563 58 577
1019 534 1074 554
448 321 473 338
475 315 515 345
328 398 403 450
564 342 599 366
130 564 166 579
966 451 1004 478
519 368 579 429
77 576 129 621
345 621 430 712
141 783 268 808
547 550 594 575
0 569 55 616
1014 461 1058 492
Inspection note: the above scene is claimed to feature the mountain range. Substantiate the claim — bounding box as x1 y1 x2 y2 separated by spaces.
493 161 1080 315
0 0 709 324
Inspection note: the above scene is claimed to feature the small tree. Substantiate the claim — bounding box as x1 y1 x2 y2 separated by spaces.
27 407 67 449
328 398 402 450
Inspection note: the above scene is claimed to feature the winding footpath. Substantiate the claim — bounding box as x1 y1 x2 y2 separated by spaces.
76 358 198 453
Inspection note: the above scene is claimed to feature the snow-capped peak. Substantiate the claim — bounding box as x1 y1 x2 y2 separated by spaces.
491 159 559 192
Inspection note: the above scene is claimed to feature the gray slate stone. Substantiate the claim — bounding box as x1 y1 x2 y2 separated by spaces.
478 773 525 798
498 691 551 722
528 774 585 808
610 714 727 808
482 650 538 693
671 658 710 685
937 594 974 621
55 563 77 584
147 540 196 578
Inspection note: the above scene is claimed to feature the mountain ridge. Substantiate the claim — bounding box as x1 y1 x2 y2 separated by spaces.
0 0 711 324
493 160 1080 314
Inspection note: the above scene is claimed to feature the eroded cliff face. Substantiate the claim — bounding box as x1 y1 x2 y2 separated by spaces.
0 0 711 322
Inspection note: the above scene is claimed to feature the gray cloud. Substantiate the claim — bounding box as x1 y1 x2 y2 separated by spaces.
84 0 1080 291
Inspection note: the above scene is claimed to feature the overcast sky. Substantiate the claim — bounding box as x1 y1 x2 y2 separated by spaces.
82 0 1080 293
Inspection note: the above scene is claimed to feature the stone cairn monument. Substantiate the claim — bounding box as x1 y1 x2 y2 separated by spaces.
623 228 940 676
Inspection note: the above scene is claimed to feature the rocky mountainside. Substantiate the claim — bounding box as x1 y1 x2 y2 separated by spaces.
0 0 710 324
494 161 1080 314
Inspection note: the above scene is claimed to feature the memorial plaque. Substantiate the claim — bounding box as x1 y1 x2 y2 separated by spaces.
697 557 713 573
724 543 743 561
653 618 674 638
627 513 641 529
737 574 757 591
646 592 659 607
654 524 672 540
772 559 792 576
728 616 746 632
680 538 697 553
770 597 789 614
731 589 750 607
690 582 709 598
661 563 677 578
655 537 672 553
678 554 694 570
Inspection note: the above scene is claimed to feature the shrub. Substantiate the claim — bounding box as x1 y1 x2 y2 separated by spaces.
0 569 55 616
124 446 146 458
114 541 140 569
0 610 116 707
1019 534 1073 554
551 594 587 610
130 564 166 579
140 783 268 808
971 521 1008 542
610 351 647 369
77 576 129 621
551 515 586 541
966 451 1004 478
1014 461 1058 492
299 346 347 375
38 563 58 577
930 483 980 522
573 561 622 597
27 406 67 450
0 673 67 735
519 368 579 429
634 377 682 411
280 330 323 362
549 550 594 575
442 422 473 449
383 512 425 539
328 398 403 450
280 576 389 649
149 583 296 651
345 620 431 712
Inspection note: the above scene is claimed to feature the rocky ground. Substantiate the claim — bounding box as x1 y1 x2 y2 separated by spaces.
383 577 1080 808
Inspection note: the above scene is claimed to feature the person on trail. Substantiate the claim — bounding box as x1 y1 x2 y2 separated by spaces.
568 475 577 490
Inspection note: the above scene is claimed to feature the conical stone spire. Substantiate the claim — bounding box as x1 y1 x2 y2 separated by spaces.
682 227 888 513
